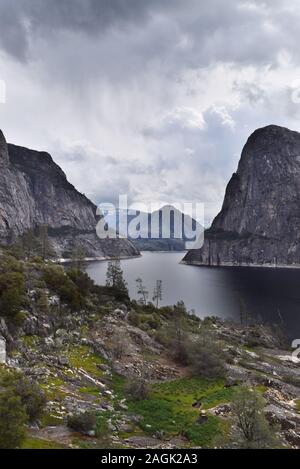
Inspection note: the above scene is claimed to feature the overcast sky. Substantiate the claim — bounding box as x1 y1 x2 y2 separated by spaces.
1 0 300 225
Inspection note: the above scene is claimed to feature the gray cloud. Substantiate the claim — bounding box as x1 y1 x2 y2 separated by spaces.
0 0 179 60
1 0 299 68
1 1 300 226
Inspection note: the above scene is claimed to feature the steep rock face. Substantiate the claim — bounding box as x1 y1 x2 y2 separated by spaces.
0 130 139 258
183 125 300 267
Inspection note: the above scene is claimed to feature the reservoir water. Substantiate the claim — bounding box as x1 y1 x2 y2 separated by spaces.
86 251 300 339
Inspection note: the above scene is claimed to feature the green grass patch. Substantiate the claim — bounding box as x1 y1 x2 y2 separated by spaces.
130 398 182 434
22 437 65 449
111 372 127 398
79 386 100 396
40 375 67 401
184 416 227 446
255 384 267 394
22 335 39 348
127 398 224 447
40 412 65 427
67 345 105 377
126 377 235 447
151 377 236 409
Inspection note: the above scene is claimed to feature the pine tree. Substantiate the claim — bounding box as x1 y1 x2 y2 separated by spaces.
106 260 128 296
136 277 148 305
152 280 162 308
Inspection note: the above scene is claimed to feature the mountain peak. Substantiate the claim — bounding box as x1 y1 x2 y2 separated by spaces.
158 204 180 212
184 124 300 267
241 125 300 161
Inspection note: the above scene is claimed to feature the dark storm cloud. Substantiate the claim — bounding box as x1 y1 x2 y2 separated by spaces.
0 0 178 60
1 1 300 226
1 0 299 68
24 0 166 34
0 1 29 60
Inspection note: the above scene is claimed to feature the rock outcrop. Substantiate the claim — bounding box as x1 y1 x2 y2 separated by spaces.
183 125 300 267
2 249 300 449
0 130 139 258
0 335 5 363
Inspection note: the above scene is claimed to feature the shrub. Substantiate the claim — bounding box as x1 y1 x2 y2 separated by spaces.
125 377 150 401
0 371 46 422
154 328 170 347
128 310 141 327
0 253 24 274
12 310 27 327
67 411 96 434
157 305 174 318
111 333 126 359
15 377 46 422
36 290 49 313
158 307 190 365
187 331 226 379
231 387 279 448
108 286 130 303
43 265 82 310
0 388 26 448
174 339 190 366
67 268 94 296
145 314 161 330
0 271 25 318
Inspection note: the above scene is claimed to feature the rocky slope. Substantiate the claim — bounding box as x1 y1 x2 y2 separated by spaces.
183 125 300 267
0 130 138 259
1 252 300 449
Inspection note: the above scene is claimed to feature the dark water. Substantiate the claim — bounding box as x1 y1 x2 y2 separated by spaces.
86 252 300 339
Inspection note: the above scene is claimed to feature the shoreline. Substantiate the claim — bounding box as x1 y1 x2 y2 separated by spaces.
139 250 187 254
58 251 187 264
180 260 300 270
56 254 142 264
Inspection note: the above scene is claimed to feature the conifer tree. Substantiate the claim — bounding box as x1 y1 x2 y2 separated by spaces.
152 280 162 307
106 259 128 296
136 277 148 305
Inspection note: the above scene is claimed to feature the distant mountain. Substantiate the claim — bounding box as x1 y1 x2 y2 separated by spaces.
0 130 139 259
183 125 300 267
104 205 202 251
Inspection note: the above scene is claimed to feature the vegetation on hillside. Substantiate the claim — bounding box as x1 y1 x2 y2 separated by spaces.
0 249 294 449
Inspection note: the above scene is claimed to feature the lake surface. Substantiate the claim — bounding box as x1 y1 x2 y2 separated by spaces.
86 251 300 339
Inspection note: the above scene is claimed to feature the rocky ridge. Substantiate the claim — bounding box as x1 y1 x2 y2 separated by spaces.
0 130 138 259
1 253 300 449
183 125 300 267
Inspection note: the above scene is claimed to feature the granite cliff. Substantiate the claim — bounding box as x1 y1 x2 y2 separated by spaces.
0 130 139 258
183 125 300 267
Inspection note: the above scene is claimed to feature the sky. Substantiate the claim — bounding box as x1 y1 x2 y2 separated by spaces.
1 0 300 225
